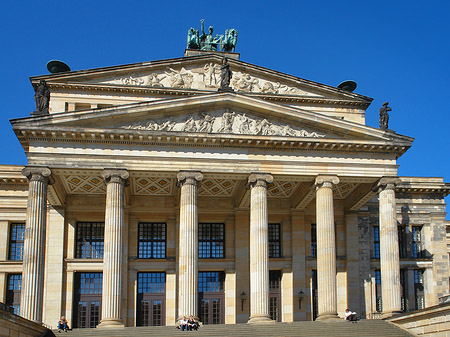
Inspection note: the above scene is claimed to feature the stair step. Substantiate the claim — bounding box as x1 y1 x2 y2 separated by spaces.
54 320 412 337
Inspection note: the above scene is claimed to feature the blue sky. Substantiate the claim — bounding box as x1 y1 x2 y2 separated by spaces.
1 1 449 213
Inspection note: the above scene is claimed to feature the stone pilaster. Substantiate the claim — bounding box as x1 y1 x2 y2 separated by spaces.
177 171 203 320
21 167 53 323
98 169 129 328
377 177 402 316
247 173 273 324
315 175 339 321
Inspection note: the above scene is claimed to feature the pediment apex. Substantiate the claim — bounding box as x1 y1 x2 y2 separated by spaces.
11 91 413 145
30 54 372 103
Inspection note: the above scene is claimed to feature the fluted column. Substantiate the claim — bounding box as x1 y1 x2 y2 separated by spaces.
377 177 402 316
98 169 129 328
21 167 53 323
315 175 339 321
247 173 273 324
177 171 203 320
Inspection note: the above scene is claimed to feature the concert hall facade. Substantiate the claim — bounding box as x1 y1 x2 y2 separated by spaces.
0 49 449 328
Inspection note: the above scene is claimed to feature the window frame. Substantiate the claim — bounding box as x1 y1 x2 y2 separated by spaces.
268 223 282 258
138 222 167 259
75 222 105 259
198 223 225 259
8 223 25 261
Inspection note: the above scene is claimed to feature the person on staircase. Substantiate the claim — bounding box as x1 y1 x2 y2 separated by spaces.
344 309 358 322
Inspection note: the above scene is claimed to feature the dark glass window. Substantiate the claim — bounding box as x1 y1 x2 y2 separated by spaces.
138 272 166 294
9 223 25 261
311 224 317 258
198 271 224 292
312 270 318 320
414 269 424 310
6 274 21 315
398 226 407 258
269 270 281 290
412 226 423 258
76 222 104 258
375 269 382 312
373 226 380 258
79 272 103 295
269 224 281 258
138 223 166 259
199 223 224 259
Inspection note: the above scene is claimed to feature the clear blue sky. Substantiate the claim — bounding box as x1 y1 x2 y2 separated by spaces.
1 1 449 213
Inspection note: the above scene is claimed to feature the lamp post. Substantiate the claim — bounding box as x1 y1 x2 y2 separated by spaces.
298 290 305 309
240 291 247 311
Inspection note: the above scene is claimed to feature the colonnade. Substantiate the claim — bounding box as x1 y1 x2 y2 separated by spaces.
19 167 402 324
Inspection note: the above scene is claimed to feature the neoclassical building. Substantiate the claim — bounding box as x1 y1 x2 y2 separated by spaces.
0 49 448 329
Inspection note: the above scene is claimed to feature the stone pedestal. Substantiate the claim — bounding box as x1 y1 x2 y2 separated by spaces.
177 171 203 320
315 175 340 321
247 173 274 324
98 169 129 328
377 177 402 316
20 167 53 323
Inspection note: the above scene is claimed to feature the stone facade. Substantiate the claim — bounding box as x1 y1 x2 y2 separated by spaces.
0 51 449 329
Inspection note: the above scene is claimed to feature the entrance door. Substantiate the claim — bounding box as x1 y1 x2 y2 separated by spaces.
137 272 166 326
198 271 224 324
73 273 102 328
269 270 281 322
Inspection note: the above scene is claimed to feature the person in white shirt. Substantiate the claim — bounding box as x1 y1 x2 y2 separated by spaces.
345 308 357 321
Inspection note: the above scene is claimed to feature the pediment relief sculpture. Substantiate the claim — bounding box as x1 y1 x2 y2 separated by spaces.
97 64 318 96
120 111 326 138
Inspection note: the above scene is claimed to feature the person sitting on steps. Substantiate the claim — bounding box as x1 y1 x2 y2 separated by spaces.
344 308 358 322
188 315 199 330
57 316 69 333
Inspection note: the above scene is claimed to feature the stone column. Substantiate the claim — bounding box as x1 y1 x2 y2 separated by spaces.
98 169 129 328
177 171 203 320
377 177 402 315
21 167 53 323
315 175 339 321
247 173 273 324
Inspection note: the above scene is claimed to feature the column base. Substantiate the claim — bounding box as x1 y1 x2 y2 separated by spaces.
247 315 275 324
316 313 340 321
97 319 125 328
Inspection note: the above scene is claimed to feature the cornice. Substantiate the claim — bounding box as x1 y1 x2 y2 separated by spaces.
13 126 412 157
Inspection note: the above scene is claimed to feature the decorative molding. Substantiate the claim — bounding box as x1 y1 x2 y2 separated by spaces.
198 179 239 197
61 174 106 194
267 181 299 198
132 176 175 195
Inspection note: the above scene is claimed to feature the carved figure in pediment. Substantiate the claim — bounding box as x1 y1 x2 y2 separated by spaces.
218 111 235 133
121 74 144 86
182 117 197 132
34 80 50 114
239 113 251 134
165 68 193 89
187 27 200 49
254 118 272 135
261 81 281 94
233 73 259 92
197 113 215 133
220 57 232 89
159 118 176 131
146 73 165 87
204 63 219 87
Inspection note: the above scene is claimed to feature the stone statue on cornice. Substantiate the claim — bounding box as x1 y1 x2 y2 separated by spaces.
33 80 50 115
379 101 391 130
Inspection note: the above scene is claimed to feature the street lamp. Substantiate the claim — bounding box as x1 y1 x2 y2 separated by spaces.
297 290 305 309
240 291 247 311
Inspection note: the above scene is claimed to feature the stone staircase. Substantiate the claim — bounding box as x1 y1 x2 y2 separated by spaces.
56 320 413 337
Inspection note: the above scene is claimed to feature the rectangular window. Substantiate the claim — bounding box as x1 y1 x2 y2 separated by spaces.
269 224 281 258
6 274 21 315
76 222 104 259
138 272 166 294
269 270 281 291
414 269 424 310
373 226 380 259
312 270 318 320
311 224 317 258
412 226 423 258
138 223 166 259
375 269 382 312
9 223 25 260
198 271 224 293
398 226 406 258
199 223 225 259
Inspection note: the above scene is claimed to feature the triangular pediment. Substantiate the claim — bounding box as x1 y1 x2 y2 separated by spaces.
11 92 412 150
30 54 372 105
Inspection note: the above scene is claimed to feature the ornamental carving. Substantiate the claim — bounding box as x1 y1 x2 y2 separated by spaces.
121 111 325 138
106 64 314 95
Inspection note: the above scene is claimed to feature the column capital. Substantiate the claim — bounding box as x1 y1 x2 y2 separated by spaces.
22 166 54 185
102 169 129 186
315 175 339 189
246 173 273 189
176 171 203 187
376 176 401 192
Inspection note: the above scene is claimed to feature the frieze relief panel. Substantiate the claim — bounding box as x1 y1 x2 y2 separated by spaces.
119 111 326 138
94 63 321 96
